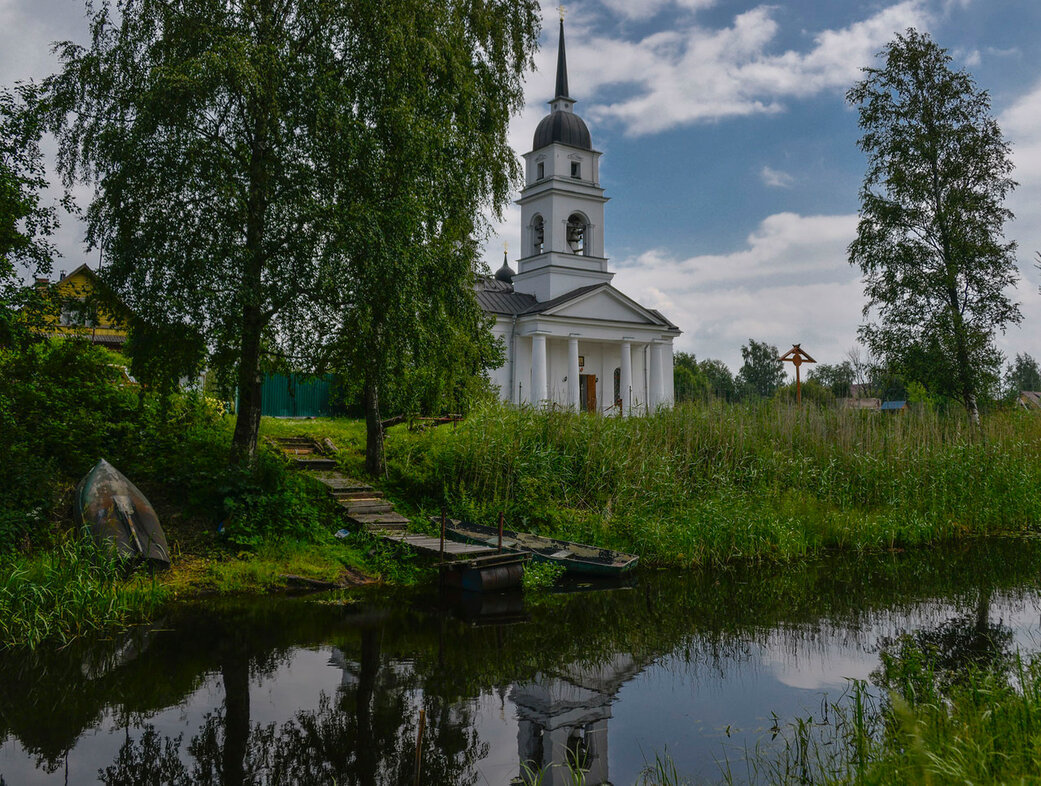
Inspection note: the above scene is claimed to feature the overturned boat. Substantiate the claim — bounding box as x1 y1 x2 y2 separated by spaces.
75 459 171 568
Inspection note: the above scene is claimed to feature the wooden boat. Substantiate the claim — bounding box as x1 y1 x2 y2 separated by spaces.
439 518 638 577
75 459 171 567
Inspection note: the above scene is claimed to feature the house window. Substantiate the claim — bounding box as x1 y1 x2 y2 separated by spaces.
614 367 621 406
536 162 545 180
571 161 581 179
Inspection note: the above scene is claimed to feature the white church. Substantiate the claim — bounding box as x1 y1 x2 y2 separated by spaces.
479 18 680 414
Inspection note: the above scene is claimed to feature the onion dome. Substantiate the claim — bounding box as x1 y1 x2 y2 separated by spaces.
494 251 515 283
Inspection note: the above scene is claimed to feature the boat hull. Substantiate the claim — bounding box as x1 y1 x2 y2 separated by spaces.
75 459 171 567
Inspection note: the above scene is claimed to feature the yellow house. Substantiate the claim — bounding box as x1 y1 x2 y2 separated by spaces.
34 264 128 348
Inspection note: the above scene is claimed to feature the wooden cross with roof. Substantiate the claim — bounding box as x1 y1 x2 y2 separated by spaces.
779 344 816 405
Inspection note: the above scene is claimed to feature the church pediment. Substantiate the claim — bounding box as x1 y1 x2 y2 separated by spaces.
532 284 672 327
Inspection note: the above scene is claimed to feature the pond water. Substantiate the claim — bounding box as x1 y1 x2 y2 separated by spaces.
3 538 1041 785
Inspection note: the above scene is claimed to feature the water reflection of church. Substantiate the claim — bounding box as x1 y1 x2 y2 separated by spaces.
512 653 645 785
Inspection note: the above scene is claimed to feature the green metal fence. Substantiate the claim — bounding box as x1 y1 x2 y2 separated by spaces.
260 374 337 417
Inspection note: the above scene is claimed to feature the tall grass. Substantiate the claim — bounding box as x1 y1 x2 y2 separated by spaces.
0 537 168 649
732 652 1041 785
386 401 1041 566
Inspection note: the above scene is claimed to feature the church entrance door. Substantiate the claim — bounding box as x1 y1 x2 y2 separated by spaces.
579 374 597 412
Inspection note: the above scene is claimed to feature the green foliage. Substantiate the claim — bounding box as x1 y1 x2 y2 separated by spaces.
673 352 712 403
806 361 854 398
0 83 60 349
699 357 738 401
0 536 168 649
1005 352 1041 395
383 401 1041 567
47 0 540 460
847 29 1020 420
773 378 835 407
124 317 206 401
0 339 140 549
521 560 566 593
737 338 785 398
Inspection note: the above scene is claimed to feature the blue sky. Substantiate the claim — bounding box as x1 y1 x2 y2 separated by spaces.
3 0 1039 372
485 0 1041 371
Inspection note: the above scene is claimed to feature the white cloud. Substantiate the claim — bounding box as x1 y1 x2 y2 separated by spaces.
598 0 717 21
761 165 795 188
571 1 931 135
610 212 863 368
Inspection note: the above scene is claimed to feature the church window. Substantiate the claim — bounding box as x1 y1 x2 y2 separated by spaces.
571 161 581 179
614 367 621 407
537 162 545 180
532 215 545 255
566 214 586 255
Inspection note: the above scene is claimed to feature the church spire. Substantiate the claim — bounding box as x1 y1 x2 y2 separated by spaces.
554 17 569 100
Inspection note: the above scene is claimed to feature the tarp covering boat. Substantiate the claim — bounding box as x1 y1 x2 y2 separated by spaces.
75 459 171 567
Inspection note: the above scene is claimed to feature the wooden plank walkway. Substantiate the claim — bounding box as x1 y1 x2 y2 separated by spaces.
270 436 503 561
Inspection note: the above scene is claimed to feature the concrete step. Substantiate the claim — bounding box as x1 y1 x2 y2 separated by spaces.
316 477 372 492
331 490 385 500
350 512 410 526
294 457 337 470
365 522 409 533
343 501 395 514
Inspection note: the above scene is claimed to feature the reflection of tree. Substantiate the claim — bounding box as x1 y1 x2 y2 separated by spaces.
874 587 1014 701
100 726 188 785
95 627 485 785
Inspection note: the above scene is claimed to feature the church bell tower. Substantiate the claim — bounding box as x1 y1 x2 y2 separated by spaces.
512 16 613 302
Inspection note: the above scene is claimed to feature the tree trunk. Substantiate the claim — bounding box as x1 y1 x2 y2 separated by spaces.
364 373 385 477
232 312 264 459
230 0 274 460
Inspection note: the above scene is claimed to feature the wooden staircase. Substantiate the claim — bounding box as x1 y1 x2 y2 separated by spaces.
269 437 408 533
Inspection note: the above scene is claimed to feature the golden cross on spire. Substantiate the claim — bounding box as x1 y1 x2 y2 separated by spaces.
558 4 566 21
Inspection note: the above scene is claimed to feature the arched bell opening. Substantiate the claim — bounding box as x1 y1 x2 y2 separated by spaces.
566 213 588 255
531 214 545 255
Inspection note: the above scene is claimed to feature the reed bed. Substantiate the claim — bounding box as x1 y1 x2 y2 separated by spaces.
386 400 1041 566
0 538 168 649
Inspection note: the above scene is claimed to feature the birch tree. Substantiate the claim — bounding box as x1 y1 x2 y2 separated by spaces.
847 29 1020 422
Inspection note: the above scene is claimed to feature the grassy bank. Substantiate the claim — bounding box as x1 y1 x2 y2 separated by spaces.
382 401 1041 566
0 339 389 648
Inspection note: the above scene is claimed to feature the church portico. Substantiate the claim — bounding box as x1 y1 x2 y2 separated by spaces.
509 327 667 414
477 15 680 414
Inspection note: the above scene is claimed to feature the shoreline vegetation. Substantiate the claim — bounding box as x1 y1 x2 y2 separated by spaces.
3 342 1041 782
3 341 1041 650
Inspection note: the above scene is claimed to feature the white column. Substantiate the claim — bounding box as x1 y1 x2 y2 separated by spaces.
663 340 675 408
649 341 664 411
620 338 633 416
568 335 580 411
531 333 548 407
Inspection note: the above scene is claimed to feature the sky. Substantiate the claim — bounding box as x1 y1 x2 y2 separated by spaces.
2 0 1040 373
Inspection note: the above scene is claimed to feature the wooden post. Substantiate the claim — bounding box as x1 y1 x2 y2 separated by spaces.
439 509 446 564
498 511 504 553
414 708 426 786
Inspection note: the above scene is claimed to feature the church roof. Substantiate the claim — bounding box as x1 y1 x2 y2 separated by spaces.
475 276 537 315
476 278 679 330
533 111 592 151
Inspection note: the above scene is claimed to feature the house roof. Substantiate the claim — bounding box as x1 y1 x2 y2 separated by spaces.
1020 391 1041 410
